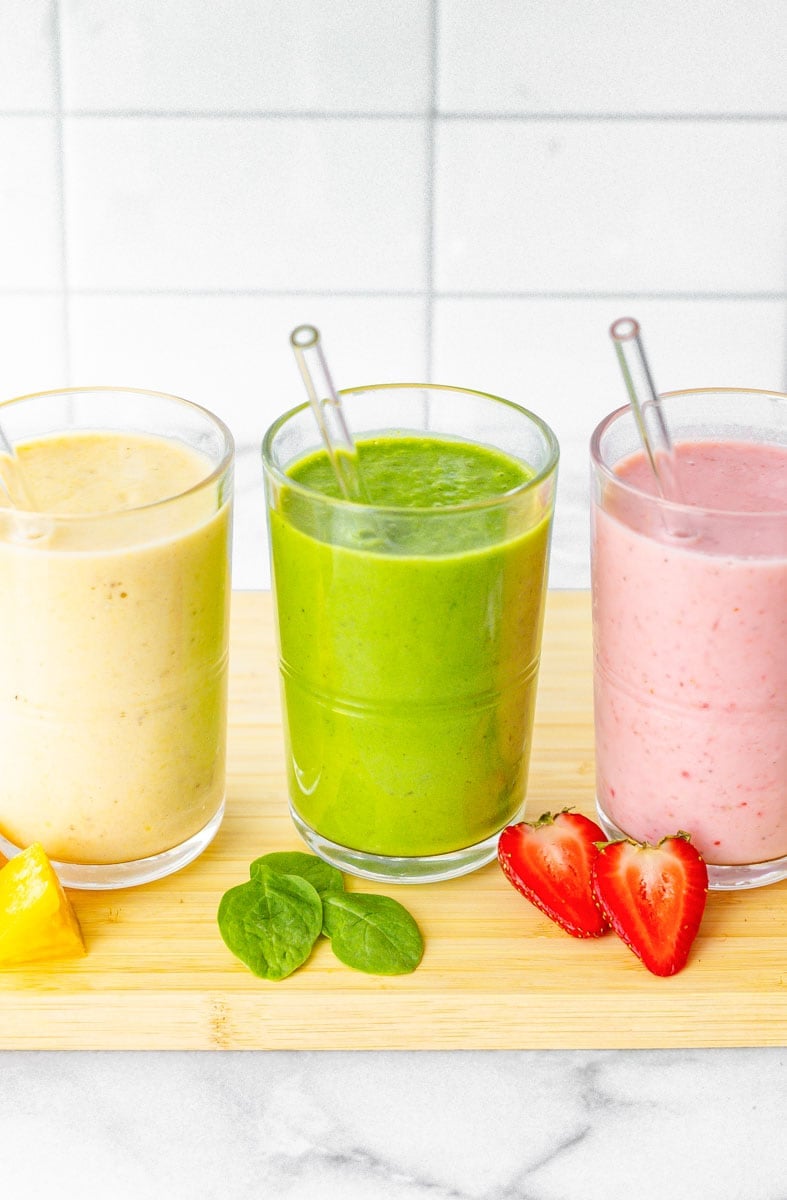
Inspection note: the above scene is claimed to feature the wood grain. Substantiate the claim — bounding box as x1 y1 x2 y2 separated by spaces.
1 591 785 1050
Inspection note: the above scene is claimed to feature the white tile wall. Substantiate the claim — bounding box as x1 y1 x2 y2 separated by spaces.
0 296 67 396
438 0 787 115
0 118 62 289
61 0 432 113
435 120 787 294
0 0 785 589
0 0 55 111
64 118 428 292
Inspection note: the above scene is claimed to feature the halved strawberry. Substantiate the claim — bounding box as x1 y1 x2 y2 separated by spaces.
498 810 610 938
591 832 708 977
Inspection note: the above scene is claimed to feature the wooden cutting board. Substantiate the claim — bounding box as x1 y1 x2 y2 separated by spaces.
1 591 785 1050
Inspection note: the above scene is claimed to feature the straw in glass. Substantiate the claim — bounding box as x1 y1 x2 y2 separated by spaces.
289 325 367 503
609 316 693 536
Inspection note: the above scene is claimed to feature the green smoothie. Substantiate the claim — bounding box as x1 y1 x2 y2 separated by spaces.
269 434 553 858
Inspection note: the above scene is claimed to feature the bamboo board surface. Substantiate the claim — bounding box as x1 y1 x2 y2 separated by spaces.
1 591 785 1050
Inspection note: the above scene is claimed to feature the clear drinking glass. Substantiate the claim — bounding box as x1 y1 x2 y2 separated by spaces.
263 383 559 883
0 387 234 889
591 388 787 889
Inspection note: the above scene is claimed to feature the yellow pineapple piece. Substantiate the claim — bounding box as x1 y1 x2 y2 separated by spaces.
0 843 85 965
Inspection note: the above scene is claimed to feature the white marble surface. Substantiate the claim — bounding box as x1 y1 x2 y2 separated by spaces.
2 1049 785 1198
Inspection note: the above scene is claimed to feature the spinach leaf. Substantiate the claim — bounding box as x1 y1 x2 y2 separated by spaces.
322 892 424 975
217 867 322 981
218 853 425 980
250 851 344 903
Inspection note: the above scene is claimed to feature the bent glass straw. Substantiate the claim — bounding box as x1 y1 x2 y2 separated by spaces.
609 317 690 521
290 324 367 503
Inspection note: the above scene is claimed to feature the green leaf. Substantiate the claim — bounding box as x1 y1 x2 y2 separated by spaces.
217 868 322 981
250 851 344 902
322 892 424 976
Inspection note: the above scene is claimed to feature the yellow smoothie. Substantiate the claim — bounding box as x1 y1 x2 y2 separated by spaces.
0 430 231 866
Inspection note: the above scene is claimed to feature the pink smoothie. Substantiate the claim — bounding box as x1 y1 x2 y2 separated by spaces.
592 439 787 866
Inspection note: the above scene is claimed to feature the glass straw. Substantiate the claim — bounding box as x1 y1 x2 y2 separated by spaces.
289 324 367 503
609 316 687 507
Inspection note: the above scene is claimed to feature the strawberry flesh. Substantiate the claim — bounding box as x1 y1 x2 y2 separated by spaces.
498 810 610 938
591 833 708 977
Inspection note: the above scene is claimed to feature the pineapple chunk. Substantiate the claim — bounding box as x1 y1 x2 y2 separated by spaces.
0 843 85 965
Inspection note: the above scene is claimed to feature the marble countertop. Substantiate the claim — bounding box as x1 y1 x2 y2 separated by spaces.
2 1048 785 1197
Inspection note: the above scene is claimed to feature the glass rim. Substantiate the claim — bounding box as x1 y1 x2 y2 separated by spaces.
590 386 787 520
0 385 235 522
262 381 560 516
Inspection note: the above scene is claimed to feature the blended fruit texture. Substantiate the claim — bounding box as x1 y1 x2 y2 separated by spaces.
270 435 553 858
0 431 231 865
593 439 787 866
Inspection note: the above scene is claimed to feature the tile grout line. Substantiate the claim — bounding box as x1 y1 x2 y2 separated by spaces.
50 0 71 385
418 111 787 123
2 110 784 122
1 289 783 301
